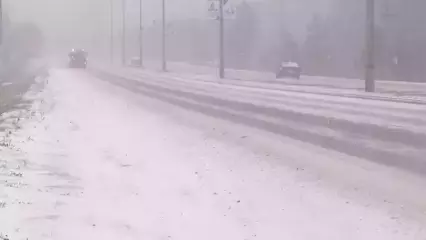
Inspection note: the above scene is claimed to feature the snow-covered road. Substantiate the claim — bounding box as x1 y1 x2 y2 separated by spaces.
93 66 426 175
1 68 426 240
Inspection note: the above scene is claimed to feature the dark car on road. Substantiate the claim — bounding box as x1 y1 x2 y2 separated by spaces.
276 62 301 79
68 49 88 68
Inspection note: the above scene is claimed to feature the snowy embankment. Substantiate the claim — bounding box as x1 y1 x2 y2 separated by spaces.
0 68 426 239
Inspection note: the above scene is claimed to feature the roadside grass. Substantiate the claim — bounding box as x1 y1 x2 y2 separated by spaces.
0 61 47 205
0 60 47 123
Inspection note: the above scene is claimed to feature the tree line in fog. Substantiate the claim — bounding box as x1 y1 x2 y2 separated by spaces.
119 0 424 82
0 14 44 76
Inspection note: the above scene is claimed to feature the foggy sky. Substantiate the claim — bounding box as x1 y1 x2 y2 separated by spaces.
5 0 331 54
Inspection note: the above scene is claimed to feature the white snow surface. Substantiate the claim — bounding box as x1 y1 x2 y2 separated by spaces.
94 65 426 135
1 68 426 240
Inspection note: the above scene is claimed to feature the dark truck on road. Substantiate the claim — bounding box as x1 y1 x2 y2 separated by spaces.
68 49 88 68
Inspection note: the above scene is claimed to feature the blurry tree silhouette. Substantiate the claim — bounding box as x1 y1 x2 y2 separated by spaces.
132 0 426 82
304 0 426 81
391 0 426 81
1 20 44 70
302 14 332 76
226 1 257 69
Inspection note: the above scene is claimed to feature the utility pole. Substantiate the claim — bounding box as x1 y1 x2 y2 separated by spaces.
122 0 126 65
365 0 375 92
0 0 3 46
110 0 114 63
219 0 225 79
161 0 167 71
139 0 143 67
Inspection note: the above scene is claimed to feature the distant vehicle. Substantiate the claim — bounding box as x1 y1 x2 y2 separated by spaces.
276 61 301 79
68 49 88 68
129 57 142 67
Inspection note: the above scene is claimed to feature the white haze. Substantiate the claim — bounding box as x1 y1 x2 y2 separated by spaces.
5 0 331 58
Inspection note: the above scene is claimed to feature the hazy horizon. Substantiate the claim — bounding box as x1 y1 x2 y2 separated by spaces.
5 0 331 51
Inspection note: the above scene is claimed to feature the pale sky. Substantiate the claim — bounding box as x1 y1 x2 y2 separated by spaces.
5 0 331 53
6 0 330 28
